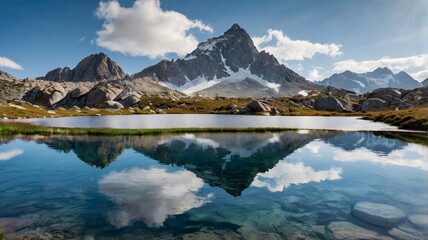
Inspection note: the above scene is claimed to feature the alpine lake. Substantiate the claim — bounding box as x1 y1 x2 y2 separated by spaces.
0 115 427 239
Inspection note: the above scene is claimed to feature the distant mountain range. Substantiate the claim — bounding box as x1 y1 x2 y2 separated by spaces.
2 23 426 98
318 67 422 94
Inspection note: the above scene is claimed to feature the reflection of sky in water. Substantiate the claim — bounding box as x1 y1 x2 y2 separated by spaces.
98 168 211 228
0 149 23 161
0 132 427 238
297 140 428 171
251 162 342 192
12 114 400 131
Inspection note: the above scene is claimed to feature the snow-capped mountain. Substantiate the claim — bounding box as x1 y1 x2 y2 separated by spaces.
134 24 319 97
318 67 422 94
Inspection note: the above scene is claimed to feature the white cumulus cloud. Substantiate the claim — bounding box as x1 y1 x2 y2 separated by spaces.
333 54 428 75
95 0 213 58
0 149 24 161
252 29 342 63
0 57 23 70
307 67 330 81
411 69 428 81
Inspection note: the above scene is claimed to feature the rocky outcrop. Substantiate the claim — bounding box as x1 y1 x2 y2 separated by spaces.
314 97 352 112
21 78 184 109
351 201 406 228
23 83 66 107
134 24 318 97
39 53 126 82
361 98 389 112
85 83 122 106
0 70 17 81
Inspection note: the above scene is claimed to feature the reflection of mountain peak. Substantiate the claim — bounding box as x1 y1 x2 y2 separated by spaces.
323 132 406 155
38 137 128 168
139 131 338 196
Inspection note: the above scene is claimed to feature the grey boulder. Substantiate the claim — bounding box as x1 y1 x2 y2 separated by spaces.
86 83 122 106
247 100 272 112
351 201 406 228
314 96 352 112
93 101 124 109
361 98 390 112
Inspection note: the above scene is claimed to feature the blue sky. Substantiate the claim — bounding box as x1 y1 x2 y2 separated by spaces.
1 0 427 81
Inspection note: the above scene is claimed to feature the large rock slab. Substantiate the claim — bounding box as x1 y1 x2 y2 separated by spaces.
86 83 122 106
361 98 390 112
325 221 392 240
23 83 66 107
351 201 406 228
247 100 272 112
314 96 352 112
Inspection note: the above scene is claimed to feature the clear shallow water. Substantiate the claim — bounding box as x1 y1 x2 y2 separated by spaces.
0 131 427 239
11 114 402 131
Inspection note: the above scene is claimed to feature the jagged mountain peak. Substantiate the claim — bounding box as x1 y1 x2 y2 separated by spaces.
371 67 393 76
224 23 244 35
40 52 126 82
135 23 317 97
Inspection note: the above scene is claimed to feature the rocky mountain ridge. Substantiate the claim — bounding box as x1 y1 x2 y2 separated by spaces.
134 23 319 97
38 53 127 82
319 67 422 94
0 70 17 81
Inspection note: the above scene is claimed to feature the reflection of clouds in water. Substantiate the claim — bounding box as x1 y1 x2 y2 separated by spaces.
0 149 23 161
302 141 428 171
332 143 428 171
98 168 211 228
251 162 342 192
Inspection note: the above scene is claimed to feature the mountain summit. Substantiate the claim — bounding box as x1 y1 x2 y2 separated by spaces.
134 24 318 97
40 52 126 82
319 67 422 93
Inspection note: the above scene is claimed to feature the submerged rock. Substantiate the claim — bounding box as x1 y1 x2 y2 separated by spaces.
351 201 406 228
388 228 425 240
325 221 392 240
408 214 428 229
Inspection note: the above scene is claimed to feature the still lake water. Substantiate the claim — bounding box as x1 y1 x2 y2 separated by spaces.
0 131 427 239
13 114 402 131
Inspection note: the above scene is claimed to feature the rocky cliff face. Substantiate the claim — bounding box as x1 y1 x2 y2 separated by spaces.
134 24 318 97
40 53 127 82
319 67 422 94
